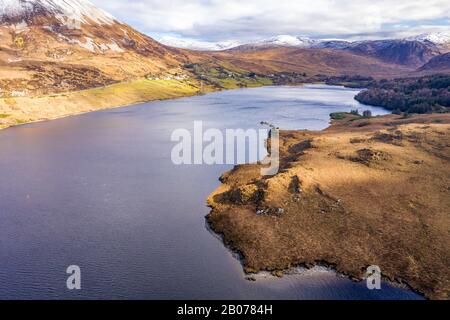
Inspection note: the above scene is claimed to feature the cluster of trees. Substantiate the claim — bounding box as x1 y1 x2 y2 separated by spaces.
355 75 450 114
324 75 375 88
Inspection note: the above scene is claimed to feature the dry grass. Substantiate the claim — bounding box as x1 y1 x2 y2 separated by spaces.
0 78 200 129
207 113 450 300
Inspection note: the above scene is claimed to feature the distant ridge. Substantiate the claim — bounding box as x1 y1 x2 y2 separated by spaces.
0 0 448 100
419 52 450 72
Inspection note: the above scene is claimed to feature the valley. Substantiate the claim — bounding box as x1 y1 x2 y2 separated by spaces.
0 78 201 129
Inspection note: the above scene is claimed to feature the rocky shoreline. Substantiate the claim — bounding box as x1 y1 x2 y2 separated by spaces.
207 113 450 300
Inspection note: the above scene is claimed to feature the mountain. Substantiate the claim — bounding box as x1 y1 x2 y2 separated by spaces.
234 38 440 68
408 31 450 52
159 36 240 51
171 32 449 61
195 33 446 68
0 0 113 24
314 40 352 49
0 0 190 96
166 35 319 51
231 35 317 51
211 47 413 78
344 40 440 67
419 52 450 73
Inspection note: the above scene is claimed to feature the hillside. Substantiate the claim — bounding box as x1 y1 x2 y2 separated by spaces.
221 35 449 71
355 75 450 114
0 0 441 99
344 40 440 68
419 53 450 73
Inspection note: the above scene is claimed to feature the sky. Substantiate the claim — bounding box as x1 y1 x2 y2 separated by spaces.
91 0 450 43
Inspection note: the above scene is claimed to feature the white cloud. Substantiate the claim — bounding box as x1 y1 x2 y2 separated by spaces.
91 0 450 41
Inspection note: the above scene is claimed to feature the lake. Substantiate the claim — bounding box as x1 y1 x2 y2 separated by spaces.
0 85 423 299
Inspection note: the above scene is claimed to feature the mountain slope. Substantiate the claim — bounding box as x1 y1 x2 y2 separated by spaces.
0 1 446 102
159 36 240 51
230 37 441 68
419 52 450 73
221 36 444 68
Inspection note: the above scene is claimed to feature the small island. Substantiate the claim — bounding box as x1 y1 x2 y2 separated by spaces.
207 112 450 300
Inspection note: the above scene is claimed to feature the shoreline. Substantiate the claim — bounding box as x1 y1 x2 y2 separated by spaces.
0 78 206 131
206 112 450 300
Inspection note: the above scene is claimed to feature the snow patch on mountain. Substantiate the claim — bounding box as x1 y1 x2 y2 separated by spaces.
0 0 115 25
159 31 450 52
159 36 240 51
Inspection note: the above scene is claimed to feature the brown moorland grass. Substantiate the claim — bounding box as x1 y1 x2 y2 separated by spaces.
207 113 450 300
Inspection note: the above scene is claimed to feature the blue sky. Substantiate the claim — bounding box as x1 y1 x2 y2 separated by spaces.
91 0 450 42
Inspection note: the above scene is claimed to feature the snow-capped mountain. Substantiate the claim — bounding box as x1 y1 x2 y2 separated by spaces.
0 0 447 100
345 39 441 67
0 0 130 55
0 0 115 25
0 0 189 96
162 31 450 55
159 36 240 51
232 35 318 51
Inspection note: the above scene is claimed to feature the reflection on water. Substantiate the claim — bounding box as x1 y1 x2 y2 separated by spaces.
0 85 423 299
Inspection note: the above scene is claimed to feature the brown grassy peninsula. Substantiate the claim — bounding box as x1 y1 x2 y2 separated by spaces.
207 113 450 300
